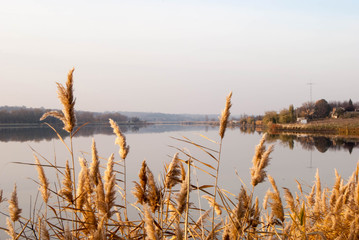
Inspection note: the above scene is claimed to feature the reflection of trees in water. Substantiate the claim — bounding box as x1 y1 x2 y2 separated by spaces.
239 125 256 134
0 125 143 142
0 124 216 143
313 137 332 153
266 133 359 154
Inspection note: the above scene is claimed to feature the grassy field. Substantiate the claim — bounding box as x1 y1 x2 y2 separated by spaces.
2 69 359 239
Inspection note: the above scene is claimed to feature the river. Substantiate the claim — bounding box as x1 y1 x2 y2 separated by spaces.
0 123 358 236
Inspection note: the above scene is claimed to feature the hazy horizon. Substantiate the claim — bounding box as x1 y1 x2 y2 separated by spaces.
1 1 358 115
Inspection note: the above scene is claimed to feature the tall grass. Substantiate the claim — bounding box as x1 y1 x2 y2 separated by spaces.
1 68 359 239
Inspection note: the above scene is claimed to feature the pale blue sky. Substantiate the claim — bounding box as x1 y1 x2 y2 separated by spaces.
1 0 358 115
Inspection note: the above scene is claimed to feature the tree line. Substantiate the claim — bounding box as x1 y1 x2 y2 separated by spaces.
0 106 141 124
239 99 359 125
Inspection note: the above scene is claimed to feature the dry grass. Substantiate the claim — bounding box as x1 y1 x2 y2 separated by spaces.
2 69 359 239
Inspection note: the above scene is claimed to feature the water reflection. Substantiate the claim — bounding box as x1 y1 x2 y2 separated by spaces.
238 124 359 153
0 124 218 142
2 124 359 154
266 134 359 154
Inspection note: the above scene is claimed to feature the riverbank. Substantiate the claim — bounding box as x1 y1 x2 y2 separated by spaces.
270 118 359 136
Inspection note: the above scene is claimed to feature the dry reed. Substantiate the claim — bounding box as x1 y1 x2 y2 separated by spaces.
6 69 359 239
109 118 129 160
59 160 74 204
8 184 21 222
219 91 232 139
250 133 274 187
40 68 76 133
144 205 158 240
34 155 50 204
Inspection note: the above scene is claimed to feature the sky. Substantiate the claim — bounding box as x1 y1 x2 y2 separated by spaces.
1 0 359 115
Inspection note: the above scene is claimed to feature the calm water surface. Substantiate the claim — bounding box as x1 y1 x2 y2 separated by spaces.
0 124 358 233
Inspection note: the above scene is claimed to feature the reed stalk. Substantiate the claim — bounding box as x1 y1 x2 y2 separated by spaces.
109 118 130 222
211 91 232 237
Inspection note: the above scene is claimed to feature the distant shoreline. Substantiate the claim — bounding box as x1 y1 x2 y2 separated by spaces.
269 118 359 136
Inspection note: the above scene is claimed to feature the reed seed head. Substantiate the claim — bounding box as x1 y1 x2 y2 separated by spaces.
59 160 73 204
144 205 158 240
109 118 130 159
6 218 16 239
146 165 160 213
176 175 189 215
40 68 76 133
90 139 100 186
203 195 222 215
267 175 284 222
250 137 274 187
76 158 88 210
219 91 232 139
35 155 50 204
9 184 22 222
165 153 181 189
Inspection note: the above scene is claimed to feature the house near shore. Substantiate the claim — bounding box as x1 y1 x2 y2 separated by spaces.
297 117 307 124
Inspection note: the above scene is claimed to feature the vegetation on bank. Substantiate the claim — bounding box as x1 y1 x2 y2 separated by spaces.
2 68 359 239
0 106 143 125
238 98 359 135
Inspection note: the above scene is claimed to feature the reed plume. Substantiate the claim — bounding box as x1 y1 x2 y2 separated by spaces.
6 218 16 239
144 205 158 240
176 175 189 215
219 91 232 139
90 139 100 186
104 154 115 185
211 92 232 237
104 154 116 217
93 216 106 240
109 118 129 160
132 161 160 214
146 165 160 213
283 187 296 213
59 160 73 204
39 217 50 240
265 175 284 223
202 195 222 215
8 184 21 222
76 158 88 210
250 134 274 187
40 68 76 133
82 198 98 234
165 153 181 189
34 155 50 204
96 176 107 217
132 160 148 204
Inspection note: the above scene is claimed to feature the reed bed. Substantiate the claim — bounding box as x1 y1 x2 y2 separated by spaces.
1 69 359 239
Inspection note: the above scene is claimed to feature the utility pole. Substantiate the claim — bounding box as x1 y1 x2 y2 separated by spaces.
307 81 314 102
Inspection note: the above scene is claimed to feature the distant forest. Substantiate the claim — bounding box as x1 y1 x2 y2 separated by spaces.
0 106 137 124
0 106 222 124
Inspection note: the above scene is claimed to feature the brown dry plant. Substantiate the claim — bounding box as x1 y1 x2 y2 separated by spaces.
40 68 76 133
8 184 21 222
34 155 50 204
109 118 129 160
219 91 232 139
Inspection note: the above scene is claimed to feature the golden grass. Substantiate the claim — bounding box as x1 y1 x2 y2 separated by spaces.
3 69 359 239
